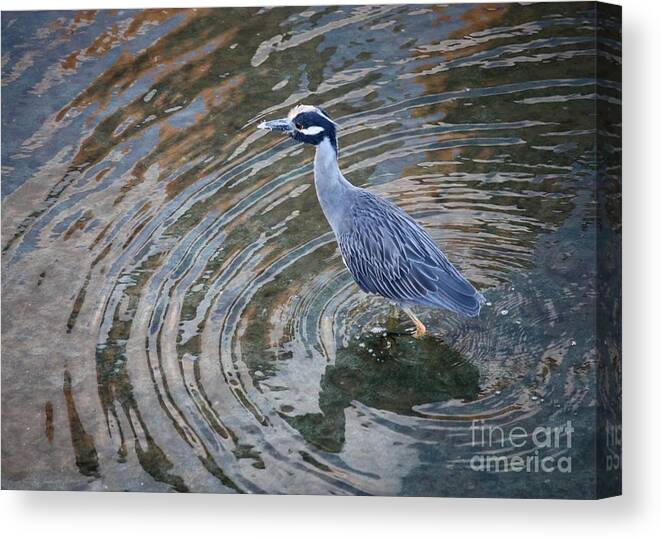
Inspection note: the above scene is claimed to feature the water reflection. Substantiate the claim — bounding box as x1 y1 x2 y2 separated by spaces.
2 3 620 497
288 334 479 453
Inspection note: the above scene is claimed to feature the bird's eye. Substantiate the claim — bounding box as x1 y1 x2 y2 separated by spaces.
295 122 303 130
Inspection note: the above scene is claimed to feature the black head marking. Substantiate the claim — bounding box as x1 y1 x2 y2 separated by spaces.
288 106 338 153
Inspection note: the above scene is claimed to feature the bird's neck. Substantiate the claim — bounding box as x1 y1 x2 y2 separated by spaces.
314 137 352 230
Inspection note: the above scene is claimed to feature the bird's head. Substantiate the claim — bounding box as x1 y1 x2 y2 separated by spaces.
257 105 338 153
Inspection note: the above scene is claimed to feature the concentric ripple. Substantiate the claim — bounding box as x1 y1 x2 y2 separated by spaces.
2 3 620 496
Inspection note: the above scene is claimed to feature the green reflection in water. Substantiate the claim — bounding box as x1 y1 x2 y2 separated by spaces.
287 334 479 453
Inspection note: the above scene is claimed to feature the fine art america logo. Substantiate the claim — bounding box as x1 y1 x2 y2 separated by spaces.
469 420 574 473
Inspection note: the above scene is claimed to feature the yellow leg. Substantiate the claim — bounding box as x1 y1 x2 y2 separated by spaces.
403 307 426 338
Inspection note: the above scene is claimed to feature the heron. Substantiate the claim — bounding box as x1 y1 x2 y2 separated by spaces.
257 105 484 338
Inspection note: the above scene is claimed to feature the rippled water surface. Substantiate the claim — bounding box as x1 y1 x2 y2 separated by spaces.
2 3 621 496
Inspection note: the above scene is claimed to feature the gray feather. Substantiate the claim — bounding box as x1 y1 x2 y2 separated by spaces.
338 189 484 317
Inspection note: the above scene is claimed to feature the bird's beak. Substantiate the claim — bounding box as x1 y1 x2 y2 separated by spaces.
257 118 294 133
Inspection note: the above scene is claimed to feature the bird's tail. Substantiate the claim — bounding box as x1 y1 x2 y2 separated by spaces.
462 290 485 318
419 287 485 318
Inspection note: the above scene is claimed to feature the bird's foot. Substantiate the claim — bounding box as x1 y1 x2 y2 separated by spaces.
411 319 426 339
402 306 427 339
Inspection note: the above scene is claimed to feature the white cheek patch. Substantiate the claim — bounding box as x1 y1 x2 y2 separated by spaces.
300 125 324 136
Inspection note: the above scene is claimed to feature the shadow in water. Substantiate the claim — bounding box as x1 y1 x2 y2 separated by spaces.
63 370 100 478
286 334 480 452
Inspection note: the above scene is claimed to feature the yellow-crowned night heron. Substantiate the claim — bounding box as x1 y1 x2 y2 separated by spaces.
258 105 484 337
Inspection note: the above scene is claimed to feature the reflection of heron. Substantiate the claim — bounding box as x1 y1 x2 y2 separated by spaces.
258 105 484 337
284 333 480 452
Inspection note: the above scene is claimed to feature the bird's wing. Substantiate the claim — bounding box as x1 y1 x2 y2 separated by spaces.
337 190 483 317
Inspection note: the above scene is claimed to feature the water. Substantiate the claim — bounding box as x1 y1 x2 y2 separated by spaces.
1 3 621 496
